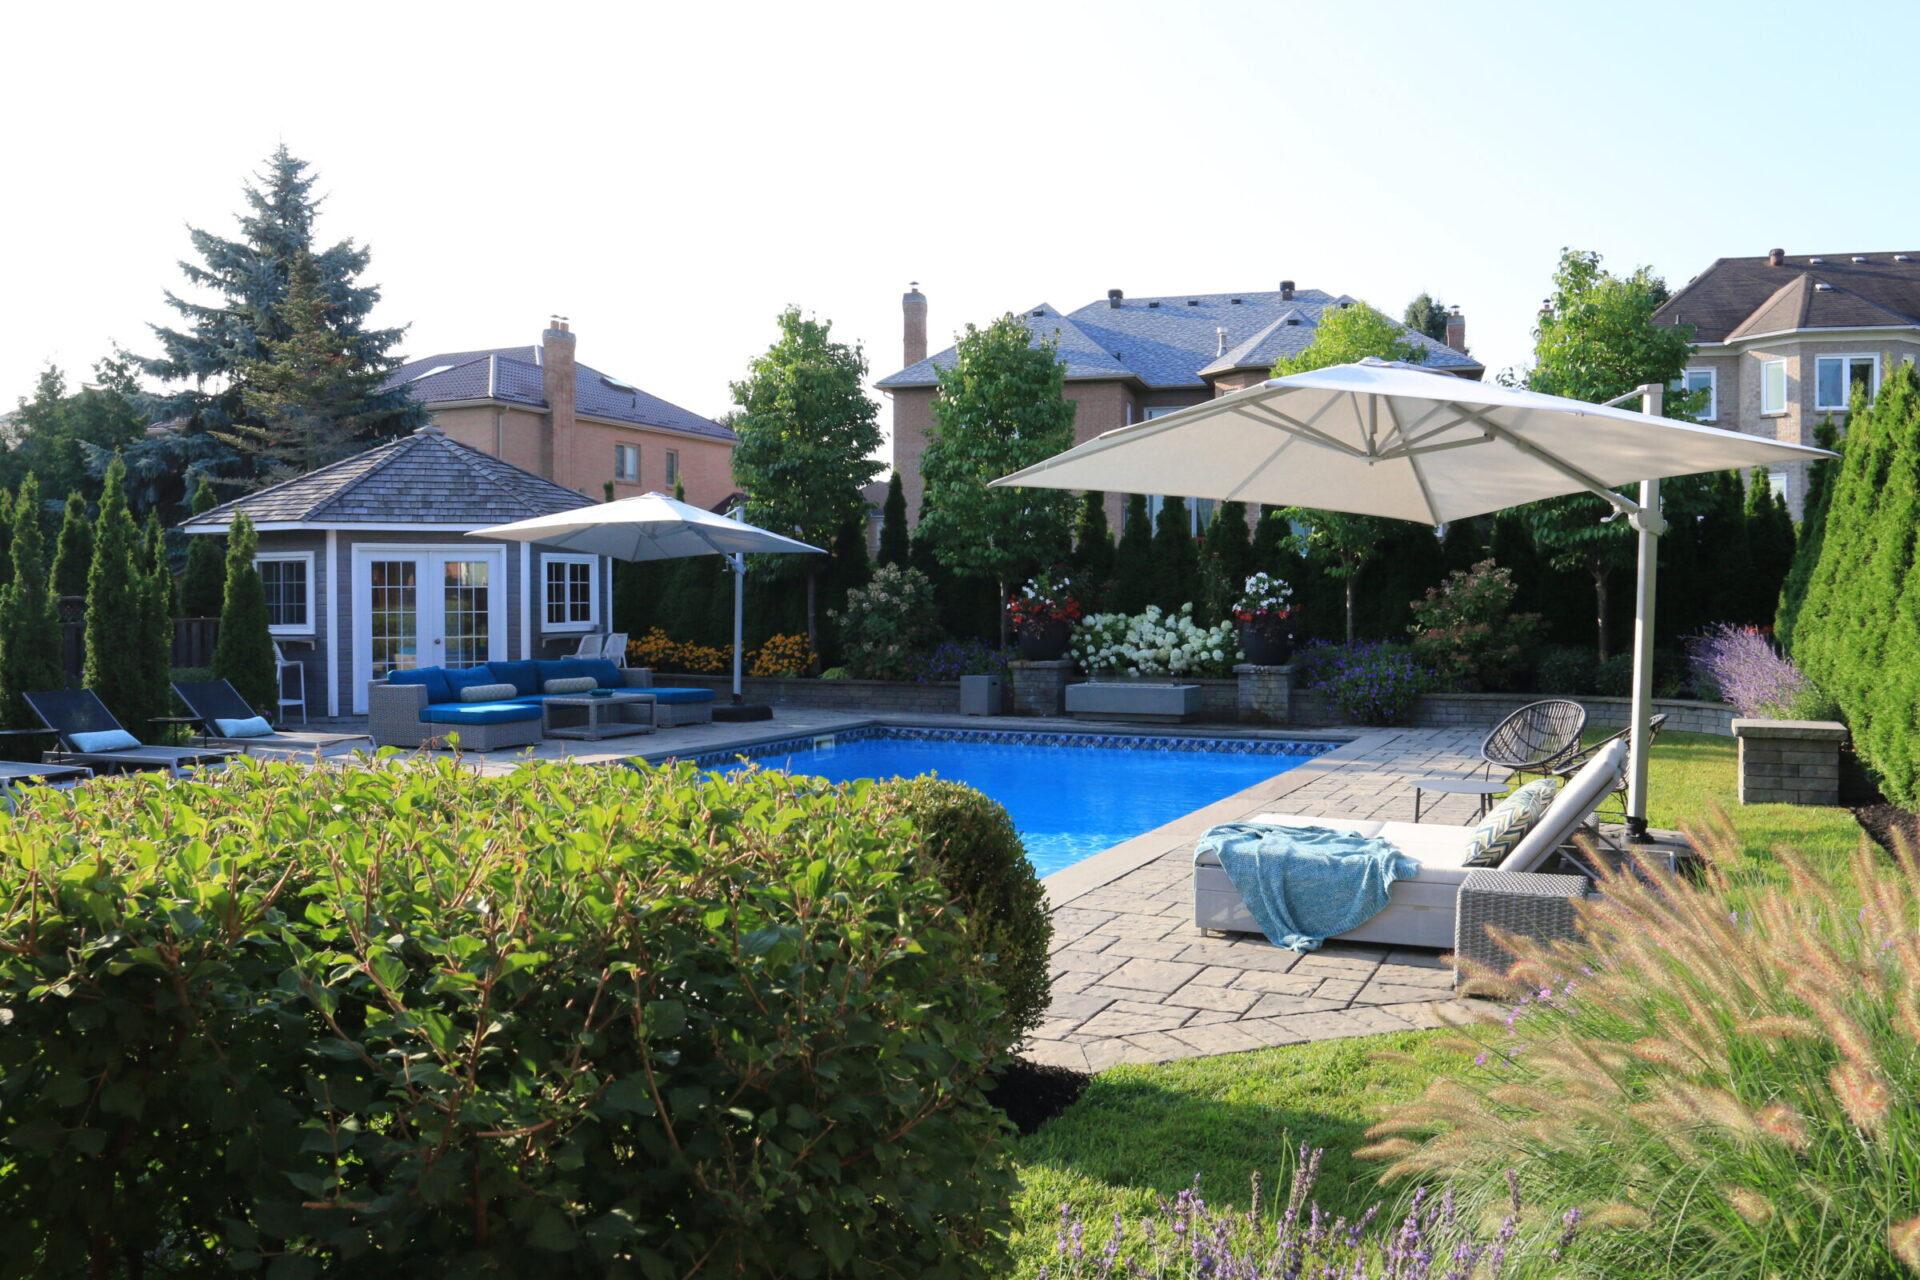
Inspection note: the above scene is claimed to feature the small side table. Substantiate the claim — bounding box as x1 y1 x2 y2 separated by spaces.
1453 870 1592 983
1412 776 1510 823
542 692 656 741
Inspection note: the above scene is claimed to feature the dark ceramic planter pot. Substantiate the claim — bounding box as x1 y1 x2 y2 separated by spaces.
1017 620 1072 661
1239 623 1292 666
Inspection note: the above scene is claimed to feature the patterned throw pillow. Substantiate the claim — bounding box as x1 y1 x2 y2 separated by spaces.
458 682 520 703
1463 778 1561 867
542 676 601 695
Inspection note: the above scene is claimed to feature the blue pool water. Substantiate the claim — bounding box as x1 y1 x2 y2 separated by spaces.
700 728 1330 877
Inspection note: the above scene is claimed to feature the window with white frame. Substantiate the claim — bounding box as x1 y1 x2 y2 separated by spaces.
1767 470 1788 500
1143 494 1213 536
1761 360 1788 415
1815 354 1879 411
256 553 313 634
664 450 679 488
1674 368 1716 421
543 555 597 629
614 442 639 482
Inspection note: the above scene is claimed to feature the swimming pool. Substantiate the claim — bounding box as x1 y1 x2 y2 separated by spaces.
694 728 1333 877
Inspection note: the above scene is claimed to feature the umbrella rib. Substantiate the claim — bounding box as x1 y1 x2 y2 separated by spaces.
1241 402 1370 459
1223 435 1301 504
1384 397 1445 525
1447 403 1640 518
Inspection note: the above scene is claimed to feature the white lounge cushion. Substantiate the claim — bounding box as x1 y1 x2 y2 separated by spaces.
1500 738 1629 873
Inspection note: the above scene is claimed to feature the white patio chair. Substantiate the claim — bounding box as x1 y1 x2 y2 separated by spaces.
601 632 629 667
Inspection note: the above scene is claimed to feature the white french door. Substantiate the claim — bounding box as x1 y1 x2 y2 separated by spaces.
352 546 508 712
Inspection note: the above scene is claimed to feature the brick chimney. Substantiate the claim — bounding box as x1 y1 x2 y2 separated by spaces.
903 283 927 367
1444 307 1467 354
1768 247 1786 266
540 316 576 481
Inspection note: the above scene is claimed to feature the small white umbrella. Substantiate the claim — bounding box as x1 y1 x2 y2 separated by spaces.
993 359 1833 836
472 492 824 705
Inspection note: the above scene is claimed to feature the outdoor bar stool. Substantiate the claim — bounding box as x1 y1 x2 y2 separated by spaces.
273 643 308 724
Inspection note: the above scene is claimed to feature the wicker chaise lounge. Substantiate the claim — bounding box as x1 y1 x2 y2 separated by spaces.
1192 738 1629 950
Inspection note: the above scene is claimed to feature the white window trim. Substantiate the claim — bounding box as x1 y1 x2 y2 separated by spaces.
1760 359 1788 416
614 442 639 483
1813 352 1881 411
542 553 599 632
256 551 315 636
664 449 680 487
1678 367 1717 421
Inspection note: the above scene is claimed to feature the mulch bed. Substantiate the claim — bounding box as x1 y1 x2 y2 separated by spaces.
990 1058 1091 1136
1841 741 1920 855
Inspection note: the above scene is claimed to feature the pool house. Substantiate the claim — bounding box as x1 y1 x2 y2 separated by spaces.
182 423 613 718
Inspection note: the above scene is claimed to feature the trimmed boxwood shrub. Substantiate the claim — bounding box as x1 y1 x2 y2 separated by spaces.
1535 644 1596 695
0 759 1017 1277
871 777 1051 1045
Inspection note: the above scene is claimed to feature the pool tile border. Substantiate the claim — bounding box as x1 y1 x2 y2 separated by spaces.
677 724 1339 771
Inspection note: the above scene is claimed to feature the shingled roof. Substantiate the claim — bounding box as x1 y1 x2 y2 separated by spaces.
181 425 594 531
876 287 1481 390
1655 251 1920 344
383 346 735 443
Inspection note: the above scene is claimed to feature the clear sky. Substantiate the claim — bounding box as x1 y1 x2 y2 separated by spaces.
5 0 1914 459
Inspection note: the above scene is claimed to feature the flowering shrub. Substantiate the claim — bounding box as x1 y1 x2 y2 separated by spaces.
1365 830 1920 1280
1309 642 1431 725
1232 571 1295 644
833 564 943 681
908 638 1007 684
1070 603 1240 678
1407 559 1542 692
1688 622 1839 720
1038 1152 1577 1277
748 633 813 677
626 627 732 674
1007 568 1086 633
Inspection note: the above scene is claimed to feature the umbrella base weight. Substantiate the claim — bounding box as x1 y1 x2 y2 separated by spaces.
713 704 774 723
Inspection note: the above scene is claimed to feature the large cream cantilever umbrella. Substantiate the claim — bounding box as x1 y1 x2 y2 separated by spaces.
992 358 1834 837
471 492 824 708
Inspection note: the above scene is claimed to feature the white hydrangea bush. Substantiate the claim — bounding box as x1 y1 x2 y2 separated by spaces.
1069 603 1243 678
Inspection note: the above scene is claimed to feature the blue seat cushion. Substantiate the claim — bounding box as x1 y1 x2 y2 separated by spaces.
443 666 500 698
560 658 625 689
647 687 716 705
388 666 453 705
419 702 543 727
487 659 540 698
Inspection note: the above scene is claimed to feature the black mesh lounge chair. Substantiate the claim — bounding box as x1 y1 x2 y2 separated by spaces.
25 689 236 776
1482 699 1588 779
171 680 372 756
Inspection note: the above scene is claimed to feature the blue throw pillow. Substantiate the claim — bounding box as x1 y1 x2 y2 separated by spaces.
214 716 273 738
71 728 140 753
388 666 454 705
487 659 540 697
562 658 624 689
443 666 499 697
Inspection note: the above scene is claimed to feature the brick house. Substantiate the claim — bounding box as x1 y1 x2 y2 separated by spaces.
381 319 736 510
876 283 1481 530
1653 249 1920 515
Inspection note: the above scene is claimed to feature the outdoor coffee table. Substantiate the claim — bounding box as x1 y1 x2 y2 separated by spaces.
1412 776 1509 823
541 691 656 741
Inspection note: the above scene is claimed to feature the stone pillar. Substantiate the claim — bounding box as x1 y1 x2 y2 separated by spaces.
1235 663 1293 723
1007 660 1074 717
1732 718 1846 806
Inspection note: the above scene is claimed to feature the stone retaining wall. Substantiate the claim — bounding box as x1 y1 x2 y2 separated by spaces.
655 673 974 715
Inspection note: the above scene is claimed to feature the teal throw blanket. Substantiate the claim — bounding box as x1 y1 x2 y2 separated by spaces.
1199 823 1420 952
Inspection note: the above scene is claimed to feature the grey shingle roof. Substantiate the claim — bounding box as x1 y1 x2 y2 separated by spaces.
184 425 592 529
383 346 736 443
1657 251 1920 343
877 287 1481 390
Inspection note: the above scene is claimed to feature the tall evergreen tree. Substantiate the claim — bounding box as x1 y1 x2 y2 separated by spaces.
0 474 65 733
1148 498 1199 611
1071 490 1115 592
917 315 1078 645
1778 420 1842 650
179 477 227 617
1743 471 1796 628
50 491 91 598
137 512 174 717
1200 501 1254 625
83 457 161 733
1 361 147 504
1111 494 1156 614
0 487 14 597
1402 292 1452 343
820 518 873 666
728 308 882 659
876 470 911 568
212 513 278 715
130 146 422 489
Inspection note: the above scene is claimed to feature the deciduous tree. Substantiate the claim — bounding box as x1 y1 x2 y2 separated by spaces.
0 361 146 504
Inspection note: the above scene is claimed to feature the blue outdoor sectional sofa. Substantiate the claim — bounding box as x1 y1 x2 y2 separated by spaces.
365 659 716 750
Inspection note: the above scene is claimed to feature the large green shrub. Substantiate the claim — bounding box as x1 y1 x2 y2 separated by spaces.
1367 830 1920 1280
871 777 1051 1044
0 760 1017 1276
832 563 944 680
1406 558 1542 692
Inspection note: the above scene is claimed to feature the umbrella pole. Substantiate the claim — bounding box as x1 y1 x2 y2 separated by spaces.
729 553 745 705
1626 384 1665 842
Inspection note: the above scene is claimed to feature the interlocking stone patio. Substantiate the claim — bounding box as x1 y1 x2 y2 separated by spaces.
1023 728 1497 1072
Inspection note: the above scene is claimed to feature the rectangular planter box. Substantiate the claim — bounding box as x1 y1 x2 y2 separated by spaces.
1733 717 1847 806
959 674 1002 716
1064 681 1203 723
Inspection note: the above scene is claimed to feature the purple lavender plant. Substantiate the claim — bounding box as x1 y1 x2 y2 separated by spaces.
1686 623 1835 719
907 638 1008 684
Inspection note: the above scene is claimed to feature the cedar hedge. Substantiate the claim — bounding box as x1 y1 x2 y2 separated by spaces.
0 759 1021 1277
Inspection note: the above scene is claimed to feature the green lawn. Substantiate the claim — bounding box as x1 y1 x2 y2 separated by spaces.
1004 727 1870 1274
